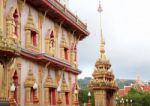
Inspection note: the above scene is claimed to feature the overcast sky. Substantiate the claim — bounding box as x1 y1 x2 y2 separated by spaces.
68 0 150 82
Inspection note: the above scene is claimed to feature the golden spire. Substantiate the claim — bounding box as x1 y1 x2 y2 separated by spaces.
99 29 107 61
98 1 107 61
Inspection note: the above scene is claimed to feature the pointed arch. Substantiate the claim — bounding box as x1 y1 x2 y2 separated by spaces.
45 28 56 56
6 3 20 40
12 70 18 103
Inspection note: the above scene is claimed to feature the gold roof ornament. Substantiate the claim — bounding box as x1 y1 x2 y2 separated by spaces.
60 31 68 48
24 63 36 87
44 74 57 88
25 8 39 33
60 73 69 92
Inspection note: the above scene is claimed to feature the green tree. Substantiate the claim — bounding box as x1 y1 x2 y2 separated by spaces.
120 88 150 106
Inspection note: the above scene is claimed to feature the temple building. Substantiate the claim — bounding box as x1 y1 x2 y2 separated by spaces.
88 2 118 106
118 76 150 97
0 0 89 106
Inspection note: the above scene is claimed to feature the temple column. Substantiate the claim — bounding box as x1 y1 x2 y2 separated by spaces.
94 90 106 106
0 0 3 35
60 48 65 59
25 30 31 48
61 92 65 106
44 88 49 105
25 87 31 106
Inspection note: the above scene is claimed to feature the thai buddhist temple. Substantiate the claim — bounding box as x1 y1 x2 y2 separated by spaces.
0 0 89 106
88 1 118 106
118 76 150 97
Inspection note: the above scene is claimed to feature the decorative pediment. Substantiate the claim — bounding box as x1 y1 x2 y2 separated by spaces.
44 75 57 88
61 73 69 92
45 29 55 40
24 64 35 87
60 33 68 48
25 8 39 33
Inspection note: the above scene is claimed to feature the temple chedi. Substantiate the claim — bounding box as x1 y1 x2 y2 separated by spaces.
88 1 118 106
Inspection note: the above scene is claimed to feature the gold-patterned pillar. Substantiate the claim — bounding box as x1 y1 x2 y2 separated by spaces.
70 51 74 65
94 90 106 106
68 73 72 105
0 63 4 98
60 48 65 59
38 66 43 104
44 87 49 105
6 16 13 37
0 0 3 35
25 30 31 47
25 87 31 106
61 92 66 106
45 39 50 54
54 23 59 57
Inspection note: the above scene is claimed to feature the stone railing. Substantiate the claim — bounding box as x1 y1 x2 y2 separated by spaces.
47 0 87 30
0 35 21 56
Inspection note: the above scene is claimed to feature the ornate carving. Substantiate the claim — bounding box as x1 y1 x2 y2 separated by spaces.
24 63 35 87
44 74 57 88
88 31 118 106
25 8 40 52
45 29 56 56
61 73 69 92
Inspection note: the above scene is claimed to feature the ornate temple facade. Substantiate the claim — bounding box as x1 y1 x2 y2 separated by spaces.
0 0 89 106
89 31 118 106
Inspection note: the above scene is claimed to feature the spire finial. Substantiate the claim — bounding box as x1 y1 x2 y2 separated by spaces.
100 29 105 54
98 1 105 55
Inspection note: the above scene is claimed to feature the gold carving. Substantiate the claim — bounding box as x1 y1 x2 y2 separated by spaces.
45 29 56 56
44 74 57 88
25 8 40 52
24 63 35 87
61 73 69 92
89 31 118 106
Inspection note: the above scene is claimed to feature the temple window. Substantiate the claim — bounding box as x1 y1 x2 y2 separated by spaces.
12 71 18 103
50 31 55 47
60 32 69 60
6 7 20 39
74 45 77 61
25 8 40 51
31 87 35 102
49 88 56 105
31 31 37 46
13 9 19 37
65 92 69 105
64 48 68 60
44 75 57 105
24 65 39 105
45 29 55 56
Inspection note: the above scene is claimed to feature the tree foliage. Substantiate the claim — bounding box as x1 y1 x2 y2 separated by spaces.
119 88 150 106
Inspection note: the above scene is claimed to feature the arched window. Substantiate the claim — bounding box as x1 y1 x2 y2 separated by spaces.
45 29 55 56
50 31 55 48
74 45 77 61
7 6 20 40
64 48 68 60
12 71 18 102
13 9 19 38
49 88 56 105
65 92 69 105
31 31 37 46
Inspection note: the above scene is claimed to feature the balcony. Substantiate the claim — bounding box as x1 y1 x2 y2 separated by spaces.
0 35 21 57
